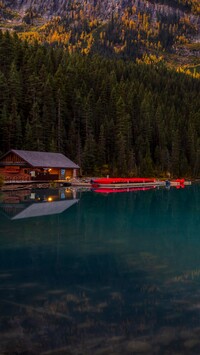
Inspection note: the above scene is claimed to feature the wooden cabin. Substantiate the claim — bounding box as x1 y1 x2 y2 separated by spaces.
0 150 80 182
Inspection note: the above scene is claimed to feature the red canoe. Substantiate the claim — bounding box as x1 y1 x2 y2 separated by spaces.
91 177 156 185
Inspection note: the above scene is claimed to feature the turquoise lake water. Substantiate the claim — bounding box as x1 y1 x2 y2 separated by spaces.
0 184 200 354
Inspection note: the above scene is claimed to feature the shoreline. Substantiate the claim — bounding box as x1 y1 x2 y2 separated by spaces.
0 177 197 192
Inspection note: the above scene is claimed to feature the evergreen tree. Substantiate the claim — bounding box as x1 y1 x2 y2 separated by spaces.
8 62 22 103
9 98 22 149
171 129 181 176
82 132 96 175
28 101 44 151
54 65 67 152
97 124 106 169
41 75 56 150
24 119 32 150
0 105 10 152
0 71 9 111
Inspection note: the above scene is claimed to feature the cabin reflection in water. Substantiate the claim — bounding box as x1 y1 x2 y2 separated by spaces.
0 188 79 219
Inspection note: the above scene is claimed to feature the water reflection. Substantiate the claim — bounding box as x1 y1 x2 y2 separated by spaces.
0 188 79 219
0 185 200 354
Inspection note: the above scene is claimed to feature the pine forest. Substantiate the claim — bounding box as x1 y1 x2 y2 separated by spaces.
0 30 200 177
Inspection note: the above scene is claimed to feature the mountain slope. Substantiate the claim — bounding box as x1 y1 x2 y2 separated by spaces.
0 0 199 71
1 0 200 17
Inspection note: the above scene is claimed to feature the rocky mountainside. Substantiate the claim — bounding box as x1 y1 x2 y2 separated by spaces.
1 0 200 19
0 0 199 71
0 0 200 23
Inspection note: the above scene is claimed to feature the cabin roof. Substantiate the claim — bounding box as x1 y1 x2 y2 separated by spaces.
11 199 79 220
0 150 79 169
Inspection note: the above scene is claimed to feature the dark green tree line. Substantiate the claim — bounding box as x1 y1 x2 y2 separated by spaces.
0 31 200 177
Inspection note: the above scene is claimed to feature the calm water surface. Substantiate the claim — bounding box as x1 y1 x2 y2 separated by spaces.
0 185 200 354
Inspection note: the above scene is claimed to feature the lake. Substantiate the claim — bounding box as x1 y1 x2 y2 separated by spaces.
0 184 200 354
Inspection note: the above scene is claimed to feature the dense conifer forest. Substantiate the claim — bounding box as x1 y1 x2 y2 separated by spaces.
0 31 200 177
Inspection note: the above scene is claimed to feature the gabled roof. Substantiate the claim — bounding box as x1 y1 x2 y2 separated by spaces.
1 150 79 169
11 199 79 220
